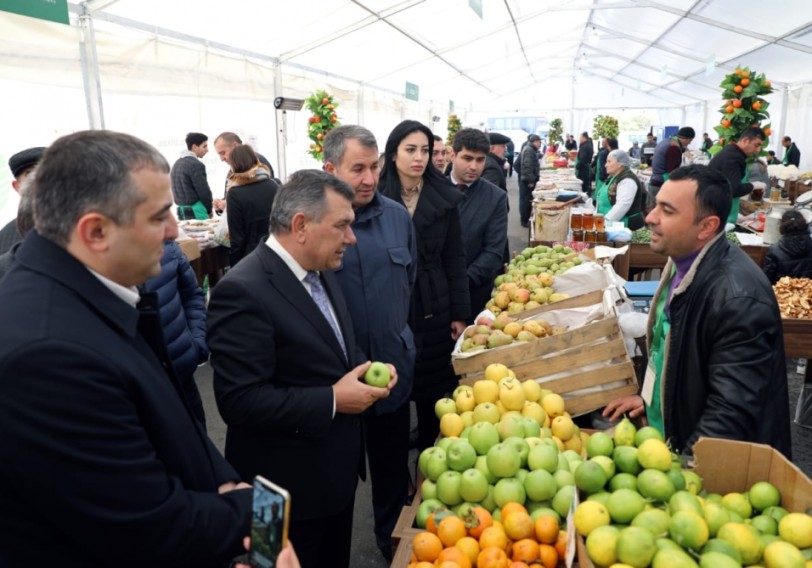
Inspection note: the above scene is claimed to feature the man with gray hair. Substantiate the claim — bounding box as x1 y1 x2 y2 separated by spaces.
207 169 397 568
323 124 416 561
0 130 253 566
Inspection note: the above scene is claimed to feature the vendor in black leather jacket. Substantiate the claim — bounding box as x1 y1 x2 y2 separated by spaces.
604 165 792 458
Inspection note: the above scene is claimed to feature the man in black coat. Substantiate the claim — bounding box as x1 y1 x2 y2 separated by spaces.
207 170 396 568
482 132 510 192
709 127 765 225
170 131 214 220
519 134 542 227
782 136 801 167
0 146 44 255
576 132 594 195
0 131 252 567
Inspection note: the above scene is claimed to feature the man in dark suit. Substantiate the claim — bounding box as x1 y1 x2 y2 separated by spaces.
482 132 510 192
0 146 44 255
0 130 252 567
207 169 397 568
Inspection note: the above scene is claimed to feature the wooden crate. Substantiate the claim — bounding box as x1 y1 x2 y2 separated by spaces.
453 290 638 417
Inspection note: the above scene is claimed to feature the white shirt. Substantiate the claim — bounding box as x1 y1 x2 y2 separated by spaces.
87 268 140 308
606 177 638 223
265 234 338 417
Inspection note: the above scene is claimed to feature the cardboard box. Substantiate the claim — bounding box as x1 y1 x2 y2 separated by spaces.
176 237 200 261
577 437 812 568
453 289 638 417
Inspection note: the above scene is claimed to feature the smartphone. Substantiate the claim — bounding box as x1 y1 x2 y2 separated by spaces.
249 476 291 568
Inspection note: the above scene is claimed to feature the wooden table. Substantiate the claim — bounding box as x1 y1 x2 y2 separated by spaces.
616 243 768 280
189 245 229 287
783 318 812 383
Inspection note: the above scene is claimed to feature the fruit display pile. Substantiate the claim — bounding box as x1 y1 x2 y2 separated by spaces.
484 245 578 317
459 314 568 353
409 364 588 567
573 418 812 568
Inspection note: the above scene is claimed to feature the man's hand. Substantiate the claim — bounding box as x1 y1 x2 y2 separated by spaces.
333 361 397 414
218 481 252 494
450 320 466 341
236 540 301 568
602 395 646 423
213 197 226 213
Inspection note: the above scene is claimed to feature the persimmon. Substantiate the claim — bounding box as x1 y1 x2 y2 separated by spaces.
465 506 493 539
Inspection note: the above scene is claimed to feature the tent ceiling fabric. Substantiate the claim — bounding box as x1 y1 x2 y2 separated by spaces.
91 0 812 110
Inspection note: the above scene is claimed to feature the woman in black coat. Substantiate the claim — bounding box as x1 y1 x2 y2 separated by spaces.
763 209 812 284
379 120 470 451
226 145 278 266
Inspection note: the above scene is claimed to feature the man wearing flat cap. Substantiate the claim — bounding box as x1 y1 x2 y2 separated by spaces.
647 127 695 208
482 132 511 193
1 147 45 255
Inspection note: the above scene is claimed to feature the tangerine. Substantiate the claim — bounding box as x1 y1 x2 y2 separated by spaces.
478 546 510 568
455 536 480 566
743 70 750 78
741 78 750 86
439 515 469 547
726 105 734 114
553 530 568 560
765 80 772 88
512 538 539 563
412 531 443 562
734 85 743 93
752 101 762 111
764 128 772 136
480 526 509 551
733 99 742 108
436 562 460 568
534 515 559 544
721 120 731 128
501 503 529 519
503 511 535 541
437 545 473 568
538 543 558 568
509 562 530 568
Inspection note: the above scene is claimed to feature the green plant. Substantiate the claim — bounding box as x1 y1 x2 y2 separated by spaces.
548 118 563 145
592 115 619 140
446 114 462 146
714 66 773 147
305 90 339 161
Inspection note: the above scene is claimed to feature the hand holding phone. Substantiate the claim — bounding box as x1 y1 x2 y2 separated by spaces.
250 476 291 568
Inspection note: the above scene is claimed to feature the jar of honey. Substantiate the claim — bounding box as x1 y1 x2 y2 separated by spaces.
594 214 605 231
585 230 597 243
582 211 595 230
572 229 584 242
570 210 583 230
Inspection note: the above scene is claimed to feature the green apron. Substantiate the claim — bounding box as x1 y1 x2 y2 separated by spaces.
178 200 210 220
643 270 673 436
596 176 613 216
726 168 749 225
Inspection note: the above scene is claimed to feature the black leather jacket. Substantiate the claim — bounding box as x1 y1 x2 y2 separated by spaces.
649 233 792 457
763 232 812 284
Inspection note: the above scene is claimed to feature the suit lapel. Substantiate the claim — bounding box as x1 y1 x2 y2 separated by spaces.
257 247 349 368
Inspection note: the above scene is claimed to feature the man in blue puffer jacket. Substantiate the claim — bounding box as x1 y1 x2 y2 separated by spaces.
144 239 208 426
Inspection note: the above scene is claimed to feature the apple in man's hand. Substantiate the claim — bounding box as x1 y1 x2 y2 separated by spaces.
363 361 391 388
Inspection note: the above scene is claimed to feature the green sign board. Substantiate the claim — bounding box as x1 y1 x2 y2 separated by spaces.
0 0 69 24
405 82 419 102
469 0 483 19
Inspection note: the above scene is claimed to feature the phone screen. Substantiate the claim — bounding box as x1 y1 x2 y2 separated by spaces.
249 476 290 568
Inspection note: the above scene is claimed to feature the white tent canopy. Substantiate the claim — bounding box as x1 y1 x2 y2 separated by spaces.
2 0 812 221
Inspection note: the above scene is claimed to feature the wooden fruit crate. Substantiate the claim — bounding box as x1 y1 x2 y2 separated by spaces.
453 289 638 417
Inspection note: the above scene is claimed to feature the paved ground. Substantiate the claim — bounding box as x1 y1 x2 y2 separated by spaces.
198 172 812 567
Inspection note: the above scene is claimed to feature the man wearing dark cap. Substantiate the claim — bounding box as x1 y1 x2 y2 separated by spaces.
482 132 511 192
519 134 542 228
647 127 695 208
1 147 45 255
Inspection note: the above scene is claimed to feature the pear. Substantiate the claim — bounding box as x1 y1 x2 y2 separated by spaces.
492 313 514 331
487 332 514 349
516 330 537 342
503 322 522 338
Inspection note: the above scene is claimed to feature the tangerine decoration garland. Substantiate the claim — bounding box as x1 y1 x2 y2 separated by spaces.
714 66 773 147
305 90 339 161
446 114 462 146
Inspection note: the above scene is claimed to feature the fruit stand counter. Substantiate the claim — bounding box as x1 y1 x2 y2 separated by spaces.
189 245 230 287
616 243 767 280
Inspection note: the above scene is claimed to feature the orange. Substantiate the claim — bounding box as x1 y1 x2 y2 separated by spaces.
537 544 558 568
725 105 734 114
752 101 762 110
741 78 750 86
479 526 509 551
511 538 540 563
501 503 528 519
438 516 468 547
721 119 731 128
533 515 559 544
466 506 493 539
733 99 742 108
503 511 534 541
510 563 530 568
743 70 750 78
412 531 443 562
733 85 743 93
437 546 472 568
478 546 510 568
436 562 461 568
455 536 480 566
553 529 568 560
764 128 772 136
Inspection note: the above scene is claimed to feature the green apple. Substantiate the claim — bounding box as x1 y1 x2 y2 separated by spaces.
503 436 530 468
468 422 500 456
524 469 558 501
553 469 575 488
493 477 526 507
497 415 525 441
480 485 497 512
472 402 500 425
527 444 559 473
474 455 497 484
436 437 454 452
436 470 463 506
521 417 541 438
447 439 477 472
363 361 390 387
486 442 520 478
415 498 448 528
613 446 641 475
591 455 617 480
418 446 435 478
425 447 448 482
459 468 490 502
420 478 437 501
514 468 529 484
434 397 457 419
552 485 576 519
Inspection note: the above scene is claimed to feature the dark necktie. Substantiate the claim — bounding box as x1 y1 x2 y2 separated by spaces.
304 271 347 359
457 183 467 192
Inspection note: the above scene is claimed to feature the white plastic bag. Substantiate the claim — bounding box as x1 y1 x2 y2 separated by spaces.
213 213 230 247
